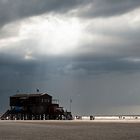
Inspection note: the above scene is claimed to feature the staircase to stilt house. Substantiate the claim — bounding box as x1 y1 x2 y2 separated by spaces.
0 109 11 120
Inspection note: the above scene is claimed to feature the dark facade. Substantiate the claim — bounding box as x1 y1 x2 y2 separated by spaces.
1 93 72 120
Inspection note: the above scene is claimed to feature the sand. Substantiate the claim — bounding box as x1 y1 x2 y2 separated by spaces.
0 120 140 140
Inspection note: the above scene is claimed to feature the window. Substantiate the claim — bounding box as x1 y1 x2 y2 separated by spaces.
41 98 50 103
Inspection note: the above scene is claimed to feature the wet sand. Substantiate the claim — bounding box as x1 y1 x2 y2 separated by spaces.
1 120 140 140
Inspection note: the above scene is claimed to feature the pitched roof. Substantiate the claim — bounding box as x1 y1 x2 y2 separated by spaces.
10 93 52 98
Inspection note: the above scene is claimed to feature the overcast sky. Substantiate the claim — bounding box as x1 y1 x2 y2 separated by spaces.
0 0 140 115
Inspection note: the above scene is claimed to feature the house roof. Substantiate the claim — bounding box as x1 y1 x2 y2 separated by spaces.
10 93 52 98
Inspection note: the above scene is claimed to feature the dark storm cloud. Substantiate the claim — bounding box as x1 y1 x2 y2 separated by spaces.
0 53 139 85
59 56 140 76
0 0 80 27
0 54 53 83
78 0 140 18
1 46 140 83
0 54 71 89
0 0 140 27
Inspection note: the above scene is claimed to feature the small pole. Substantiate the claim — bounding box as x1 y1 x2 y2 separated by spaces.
70 98 72 112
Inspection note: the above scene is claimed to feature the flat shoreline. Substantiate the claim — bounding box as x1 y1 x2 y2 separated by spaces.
1 119 140 123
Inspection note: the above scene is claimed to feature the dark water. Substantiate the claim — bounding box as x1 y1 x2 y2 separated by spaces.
0 121 140 140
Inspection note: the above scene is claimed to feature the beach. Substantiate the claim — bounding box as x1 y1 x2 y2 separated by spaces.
0 120 140 140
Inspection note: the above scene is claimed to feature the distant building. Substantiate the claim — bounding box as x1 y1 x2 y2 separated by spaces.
1 93 72 120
